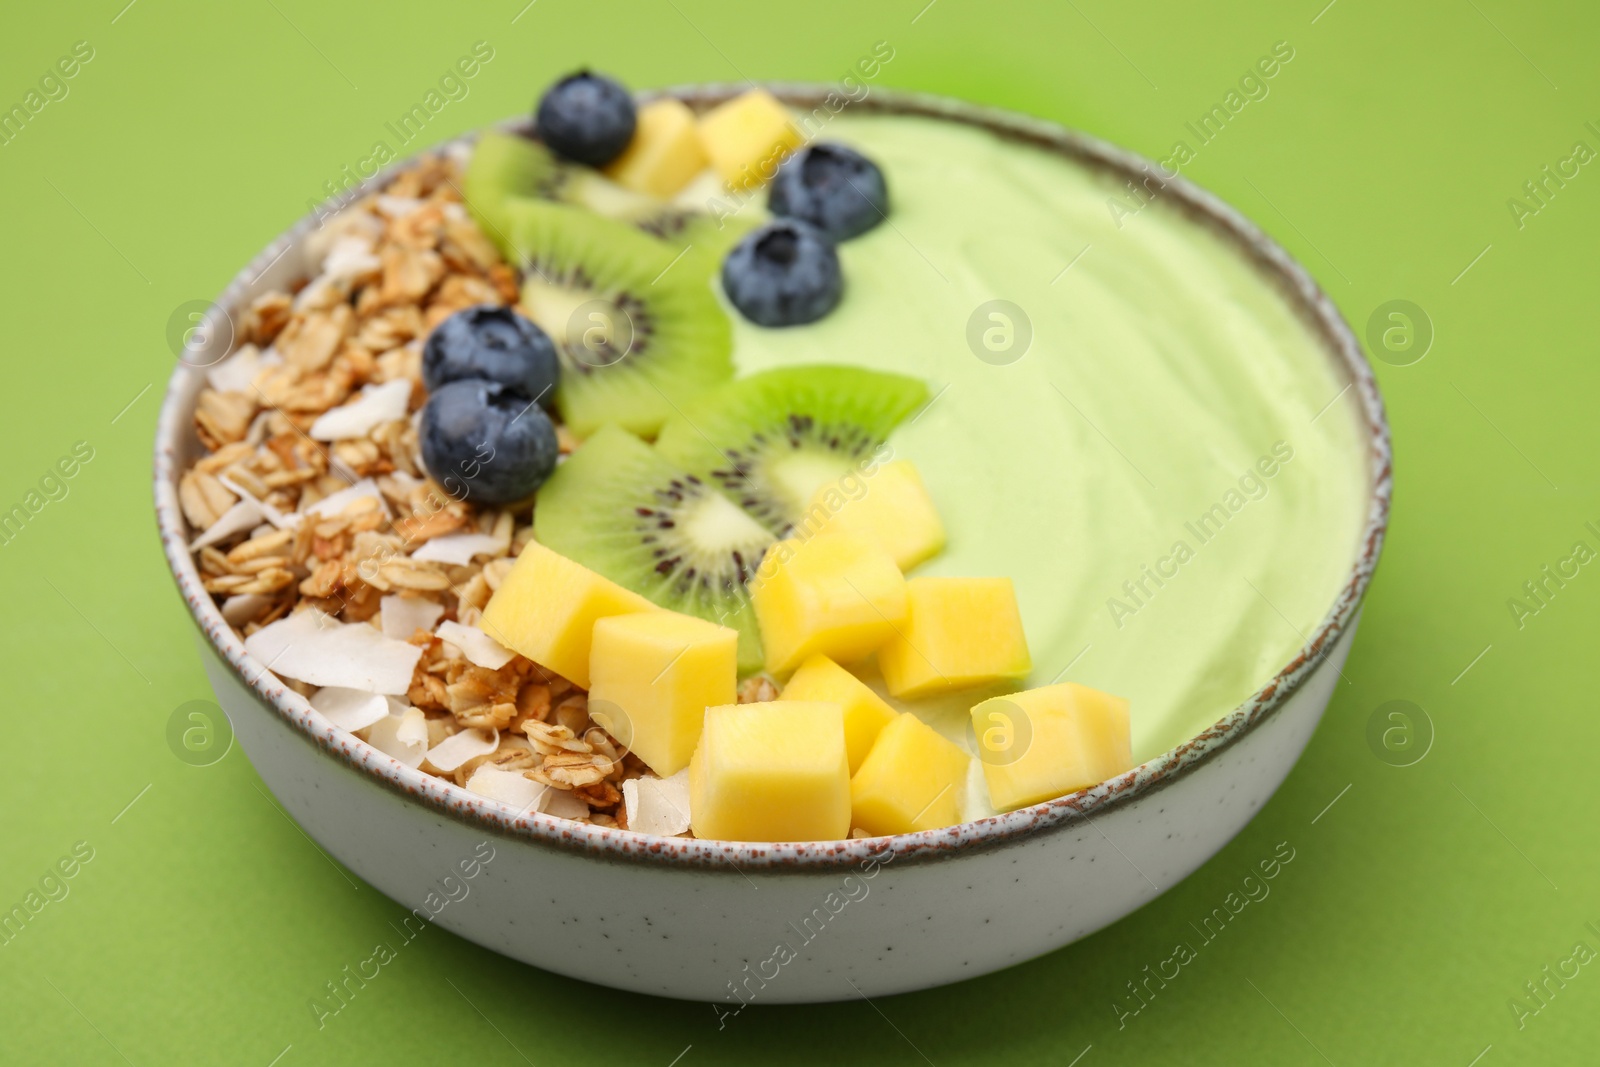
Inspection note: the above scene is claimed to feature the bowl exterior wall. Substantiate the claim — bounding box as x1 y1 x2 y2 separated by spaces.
201 618 1351 1002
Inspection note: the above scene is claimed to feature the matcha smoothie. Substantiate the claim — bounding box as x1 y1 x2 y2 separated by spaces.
723 114 1370 760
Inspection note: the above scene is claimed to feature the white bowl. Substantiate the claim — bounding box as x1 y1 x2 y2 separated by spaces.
154 85 1390 1003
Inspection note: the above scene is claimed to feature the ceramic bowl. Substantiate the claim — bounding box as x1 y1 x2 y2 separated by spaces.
154 84 1390 1003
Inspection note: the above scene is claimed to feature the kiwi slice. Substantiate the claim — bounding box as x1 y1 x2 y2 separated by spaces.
503 198 733 439
535 424 775 671
460 132 558 252
654 366 930 537
463 131 754 263
637 208 764 274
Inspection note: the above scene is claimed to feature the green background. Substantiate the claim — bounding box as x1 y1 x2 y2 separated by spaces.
2 0 1594 1063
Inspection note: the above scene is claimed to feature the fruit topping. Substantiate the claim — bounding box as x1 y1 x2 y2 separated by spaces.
534 70 637 167
695 88 804 191
183 86 1148 843
460 130 554 247
654 365 928 536
466 131 631 241
850 712 969 835
688 700 851 841
505 199 733 437
779 654 897 774
769 142 889 241
750 531 908 676
878 577 1032 699
418 378 559 506
605 98 709 199
422 305 560 402
479 540 660 689
971 683 1133 811
807 458 945 571
587 610 738 777
463 131 759 266
534 424 775 671
720 219 842 327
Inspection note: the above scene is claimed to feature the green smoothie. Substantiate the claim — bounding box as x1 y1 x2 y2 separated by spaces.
722 115 1370 760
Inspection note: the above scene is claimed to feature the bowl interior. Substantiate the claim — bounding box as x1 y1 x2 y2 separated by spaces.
153 84 1390 869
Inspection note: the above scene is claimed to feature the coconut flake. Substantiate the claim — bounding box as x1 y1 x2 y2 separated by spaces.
220 593 274 626
206 344 265 394
425 728 499 772
217 472 296 530
188 497 263 551
327 233 374 264
366 707 428 767
303 207 383 264
541 789 591 820
303 478 390 520
434 620 516 670
465 766 547 813
309 379 413 441
322 234 381 279
411 532 503 566
380 595 445 640
375 195 425 219
622 769 692 836
243 610 422 695
244 408 274 447
295 233 382 309
310 686 393 732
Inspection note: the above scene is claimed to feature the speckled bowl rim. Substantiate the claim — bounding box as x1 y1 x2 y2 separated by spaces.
154 83 1391 873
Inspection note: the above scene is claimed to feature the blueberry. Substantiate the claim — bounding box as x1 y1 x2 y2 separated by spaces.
768 142 889 241
721 220 843 327
420 379 559 506
423 305 560 405
535 70 636 167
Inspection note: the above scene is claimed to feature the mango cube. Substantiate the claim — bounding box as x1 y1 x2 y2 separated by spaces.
806 460 946 571
779 654 897 774
696 88 803 190
689 701 850 841
850 713 969 835
751 532 908 676
972 683 1133 811
604 98 709 198
588 611 737 777
878 577 1031 699
480 541 657 688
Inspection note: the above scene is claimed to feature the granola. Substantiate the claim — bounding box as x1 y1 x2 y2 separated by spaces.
180 152 651 828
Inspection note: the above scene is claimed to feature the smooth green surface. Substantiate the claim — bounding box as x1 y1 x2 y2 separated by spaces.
1 2 1595 1064
727 113 1369 760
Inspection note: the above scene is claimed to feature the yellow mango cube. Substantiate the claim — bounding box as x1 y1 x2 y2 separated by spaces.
779 654 897 774
480 541 657 688
878 577 1031 699
696 88 803 190
604 98 709 199
588 611 737 777
850 713 969 835
750 532 908 676
689 701 850 841
972 683 1133 811
806 460 946 571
